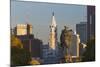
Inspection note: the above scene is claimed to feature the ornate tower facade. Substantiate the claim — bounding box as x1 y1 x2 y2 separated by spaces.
49 12 57 50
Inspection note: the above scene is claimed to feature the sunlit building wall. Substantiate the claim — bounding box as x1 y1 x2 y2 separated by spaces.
49 12 57 50
13 24 43 58
14 24 32 35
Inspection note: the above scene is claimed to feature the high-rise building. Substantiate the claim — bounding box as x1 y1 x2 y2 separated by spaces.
13 24 43 58
14 24 32 36
76 22 87 44
87 6 95 40
43 12 59 64
49 12 57 50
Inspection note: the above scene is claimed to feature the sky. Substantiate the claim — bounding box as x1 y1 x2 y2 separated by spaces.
11 1 87 44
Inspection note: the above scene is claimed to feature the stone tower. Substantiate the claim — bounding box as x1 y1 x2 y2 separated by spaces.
49 12 57 50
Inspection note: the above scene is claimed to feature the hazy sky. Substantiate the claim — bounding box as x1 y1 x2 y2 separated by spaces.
11 1 87 44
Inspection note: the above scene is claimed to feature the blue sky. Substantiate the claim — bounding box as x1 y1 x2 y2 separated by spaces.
11 1 87 44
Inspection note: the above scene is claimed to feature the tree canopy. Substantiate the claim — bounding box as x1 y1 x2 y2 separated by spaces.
11 35 32 66
11 35 23 48
82 38 95 61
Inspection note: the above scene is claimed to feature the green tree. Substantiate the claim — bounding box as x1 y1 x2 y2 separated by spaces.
11 47 32 66
11 35 32 66
82 38 95 61
11 35 23 48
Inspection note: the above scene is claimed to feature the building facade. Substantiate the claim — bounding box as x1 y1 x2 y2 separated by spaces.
13 24 43 58
76 22 87 44
42 12 59 64
87 6 95 40
14 24 32 36
49 12 57 50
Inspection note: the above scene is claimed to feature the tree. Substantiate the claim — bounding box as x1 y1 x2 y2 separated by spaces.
82 38 95 61
11 35 32 66
30 59 40 65
11 35 23 48
11 47 32 66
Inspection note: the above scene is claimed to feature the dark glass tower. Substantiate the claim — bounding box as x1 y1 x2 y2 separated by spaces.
87 6 95 40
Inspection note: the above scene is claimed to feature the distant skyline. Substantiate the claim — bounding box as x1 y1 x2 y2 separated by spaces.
11 1 87 44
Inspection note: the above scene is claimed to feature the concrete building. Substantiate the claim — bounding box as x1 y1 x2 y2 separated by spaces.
49 12 57 50
48 12 58 58
42 12 59 64
14 24 32 36
13 24 43 58
76 22 87 44
87 6 95 41
42 44 49 59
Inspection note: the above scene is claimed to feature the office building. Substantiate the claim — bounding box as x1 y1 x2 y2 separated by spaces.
13 24 43 58
87 6 95 40
76 22 87 44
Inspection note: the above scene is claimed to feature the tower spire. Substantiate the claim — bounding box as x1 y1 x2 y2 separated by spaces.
52 12 54 16
49 12 57 50
51 12 56 27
